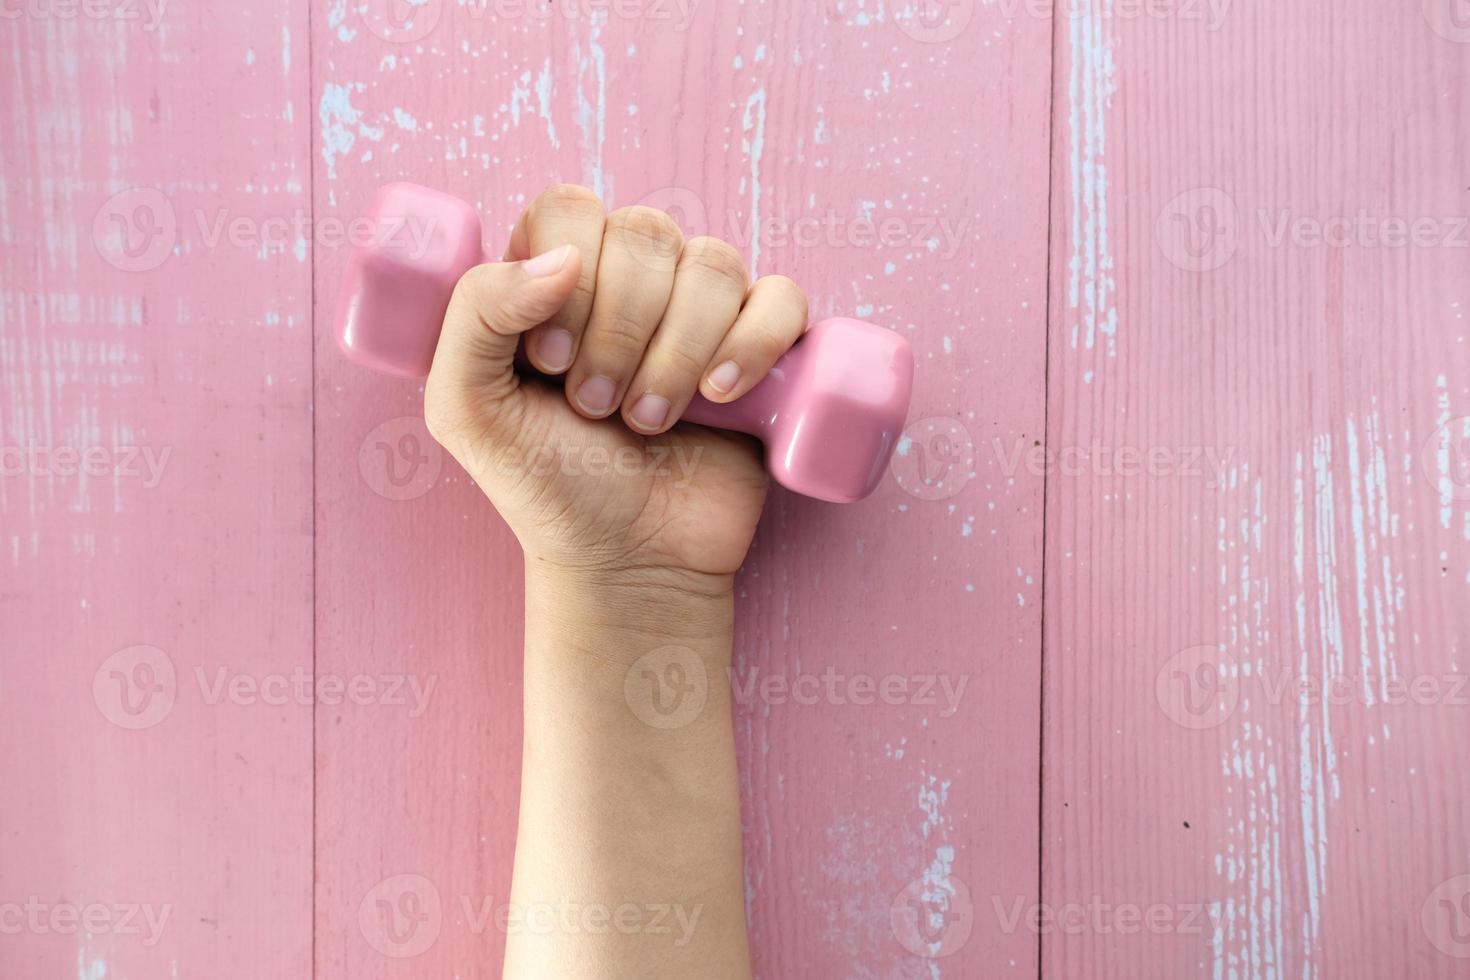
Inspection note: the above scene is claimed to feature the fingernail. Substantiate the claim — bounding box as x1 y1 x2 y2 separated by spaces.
707 360 741 394
630 393 670 431
522 244 571 278
535 329 574 372
575 375 617 416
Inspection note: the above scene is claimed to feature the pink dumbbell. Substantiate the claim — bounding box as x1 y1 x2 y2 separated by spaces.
335 182 914 503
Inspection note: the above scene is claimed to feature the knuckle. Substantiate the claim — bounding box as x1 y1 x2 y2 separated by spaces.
606 206 684 259
591 308 653 360
532 182 604 218
562 276 598 316
681 236 749 291
423 390 468 449
490 290 540 334
451 263 530 334
653 338 710 382
543 274 596 333
755 274 808 318
452 261 501 309
744 322 791 357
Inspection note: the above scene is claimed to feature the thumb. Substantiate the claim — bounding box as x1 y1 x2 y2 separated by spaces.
431 243 580 390
425 244 580 438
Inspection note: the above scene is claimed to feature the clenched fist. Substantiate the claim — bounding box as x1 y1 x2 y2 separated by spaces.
424 184 808 586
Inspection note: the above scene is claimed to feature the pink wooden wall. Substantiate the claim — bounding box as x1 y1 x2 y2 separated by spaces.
2 2 1465 979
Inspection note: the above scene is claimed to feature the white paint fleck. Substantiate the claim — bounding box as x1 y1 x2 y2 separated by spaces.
536 59 560 147
318 82 383 179
913 772 957 974
574 13 609 197
741 88 768 275
1066 1 1118 359
327 0 356 42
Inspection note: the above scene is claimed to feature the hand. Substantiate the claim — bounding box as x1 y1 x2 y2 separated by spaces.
424 184 808 587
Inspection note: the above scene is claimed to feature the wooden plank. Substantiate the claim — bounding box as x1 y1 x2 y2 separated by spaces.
0 5 314 980
1043 3 1470 977
310 3 1052 976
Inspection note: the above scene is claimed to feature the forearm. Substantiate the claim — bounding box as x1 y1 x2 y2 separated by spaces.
503 561 752 980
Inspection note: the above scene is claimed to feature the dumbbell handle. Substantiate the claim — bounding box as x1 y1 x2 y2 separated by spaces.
348 238 826 440
455 244 788 439
518 347 785 441
336 183 913 502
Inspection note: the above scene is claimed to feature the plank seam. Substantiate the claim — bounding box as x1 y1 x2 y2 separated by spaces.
306 2 319 976
1037 7 1064 979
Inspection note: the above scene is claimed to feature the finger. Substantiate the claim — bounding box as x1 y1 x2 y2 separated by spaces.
519 184 606 376
566 206 682 419
424 245 582 447
620 236 748 434
502 205 531 261
699 274 808 403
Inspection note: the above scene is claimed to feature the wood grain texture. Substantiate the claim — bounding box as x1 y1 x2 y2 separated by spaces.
1043 2 1470 977
12 0 1466 978
309 2 1051 977
0 4 314 979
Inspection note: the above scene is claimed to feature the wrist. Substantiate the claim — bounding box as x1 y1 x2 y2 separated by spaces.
521 556 738 741
524 551 735 599
523 556 734 661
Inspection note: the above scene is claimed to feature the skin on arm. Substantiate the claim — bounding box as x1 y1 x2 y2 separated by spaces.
422 184 807 979
510 567 746 979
